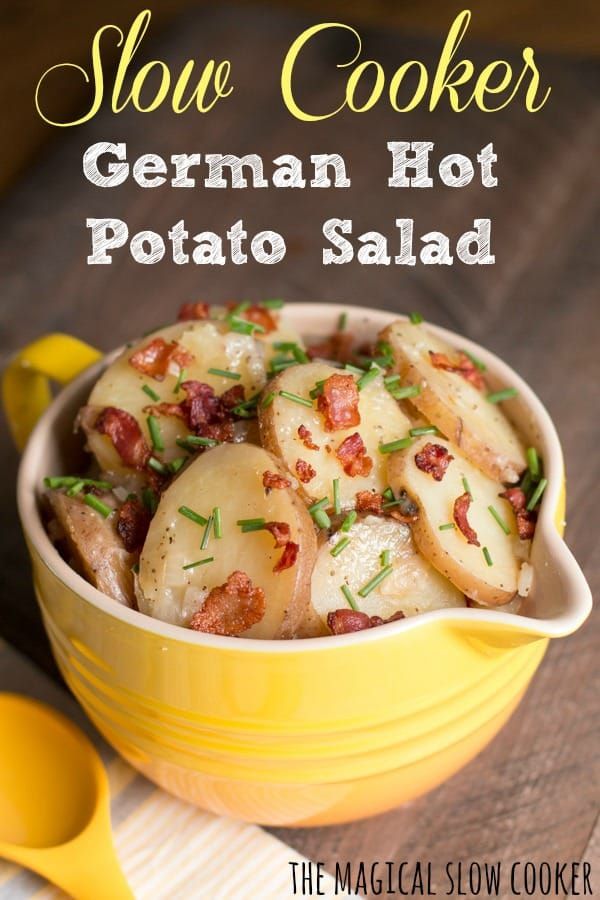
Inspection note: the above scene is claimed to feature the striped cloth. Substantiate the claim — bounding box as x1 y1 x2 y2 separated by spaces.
0 640 339 899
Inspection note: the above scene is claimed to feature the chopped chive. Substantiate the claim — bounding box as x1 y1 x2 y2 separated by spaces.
482 547 494 567
168 457 186 474
273 342 298 352
309 380 326 399
527 447 540 477
292 345 309 364
341 510 357 532
279 390 313 408
527 477 548 511
331 478 341 515
84 494 112 518
173 367 186 394
147 415 164 452
389 384 421 400
270 358 297 373
260 298 284 309
230 405 255 419
409 426 438 437
384 374 401 387
183 557 214 570
207 367 241 381
237 517 266 528
380 549 391 567
487 387 518 404
240 522 267 533
409 311 424 324
200 515 214 550
488 505 511 535
344 363 366 376
308 497 329 513
439 522 456 531
330 536 351 557
131 563 140 575
148 457 169 475
142 488 158 514
261 391 275 409
338 311 348 331
179 506 208 527
383 487 394 501
341 584 358 610
229 315 265 335
313 508 331 529
176 436 219 449
462 349 486 372
213 507 222 538
379 437 413 454
356 366 380 391
142 384 160 402
382 499 403 509
44 476 113 491
358 565 393 598
462 476 472 498
66 480 85 497
520 471 533 496
234 393 261 410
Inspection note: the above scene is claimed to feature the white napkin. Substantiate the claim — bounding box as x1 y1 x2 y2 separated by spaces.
0 639 339 899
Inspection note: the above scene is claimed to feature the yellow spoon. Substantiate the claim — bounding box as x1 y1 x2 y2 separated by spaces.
0 693 132 899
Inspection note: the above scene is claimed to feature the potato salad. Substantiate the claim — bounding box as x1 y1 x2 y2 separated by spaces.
43 301 546 639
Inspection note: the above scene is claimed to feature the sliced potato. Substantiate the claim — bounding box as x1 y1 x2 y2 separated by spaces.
45 491 135 606
310 515 465 627
259 361 411 508
137 443 317 638
381 320 526 483
388 436 520 605
84 321 267 475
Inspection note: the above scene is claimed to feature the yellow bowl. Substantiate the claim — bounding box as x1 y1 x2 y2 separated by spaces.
6 304 592 826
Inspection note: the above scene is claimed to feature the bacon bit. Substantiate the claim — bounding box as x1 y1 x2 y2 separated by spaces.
516 510 537 540
116 498 151 553
227 303 277 333
220 384 245 410
263 521 291 548
499 487 536 540
429 350 486 390
95 407 151 470
298 424 319 450
355 491 384 515
327 608 406 634
295 459 317 483
499 487 527 512
189 571 265 636
262 470 292 491
453 492 480 546
306 331 354 364
354 489 418 522
336 433 373 477
273 541 299 573
129 338 193 381
178 301 210 321
317 374 361 432
414 443 454 481
181 380 224 429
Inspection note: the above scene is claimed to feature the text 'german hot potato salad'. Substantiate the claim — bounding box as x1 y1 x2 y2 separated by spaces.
43 302 546 639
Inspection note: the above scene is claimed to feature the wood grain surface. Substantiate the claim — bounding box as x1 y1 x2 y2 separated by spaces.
0 5 598 897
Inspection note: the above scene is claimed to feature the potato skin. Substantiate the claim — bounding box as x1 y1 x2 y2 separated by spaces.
381 321 527 483
137 443 317 638
388 437 521 606
45 491 135 607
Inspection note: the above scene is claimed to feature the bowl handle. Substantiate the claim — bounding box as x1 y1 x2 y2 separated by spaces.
2 334 102 451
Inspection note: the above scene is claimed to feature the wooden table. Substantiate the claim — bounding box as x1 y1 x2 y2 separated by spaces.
0 5 598 896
